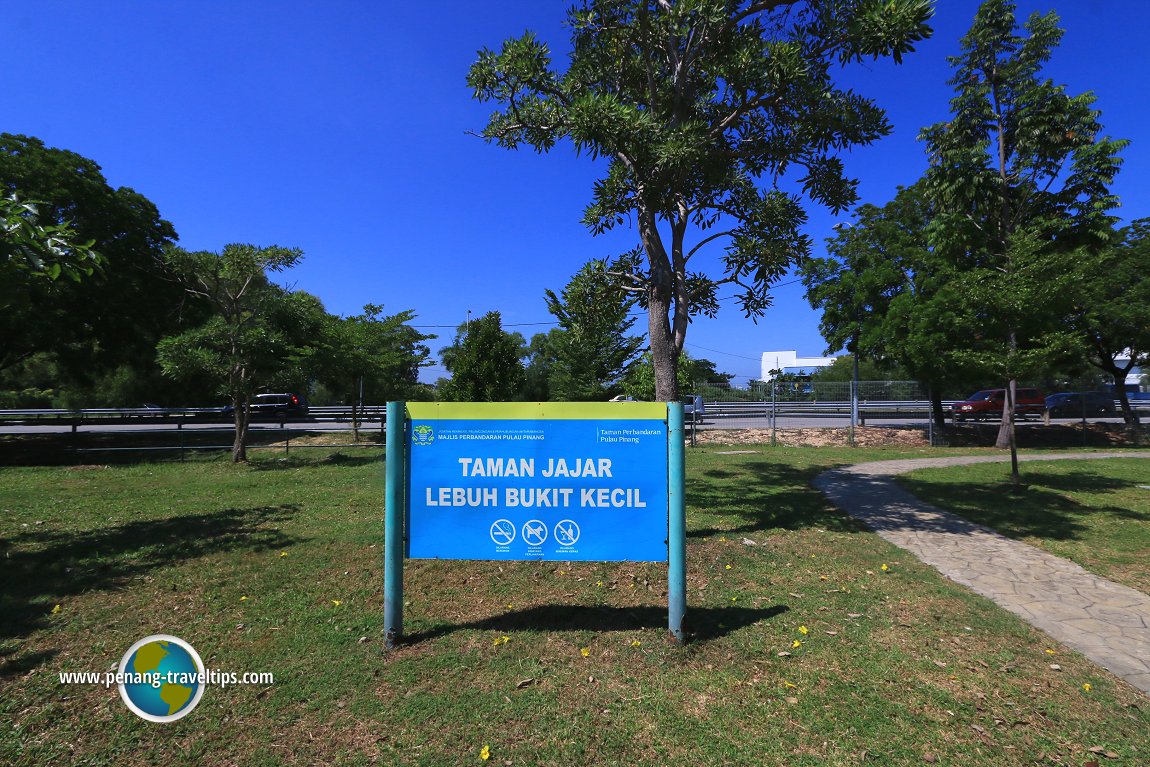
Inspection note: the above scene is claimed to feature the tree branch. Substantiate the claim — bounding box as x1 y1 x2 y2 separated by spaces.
687 229 738 259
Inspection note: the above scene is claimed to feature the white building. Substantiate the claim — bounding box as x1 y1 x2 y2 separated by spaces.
761 350 839 381
1115 354 1146 391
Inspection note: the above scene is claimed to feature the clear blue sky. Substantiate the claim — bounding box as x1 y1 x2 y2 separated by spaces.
4 1 1147 384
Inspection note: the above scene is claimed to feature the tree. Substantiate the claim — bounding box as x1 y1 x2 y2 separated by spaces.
439 311 525 401
810 355 906 384
468 1 933 402
1068 219 1150 427
919 0 1126 477
545 258 643 401
156 244 306 462
683 357 735 386
802 183 976 426
0 134 182 392
318 304 433 438
522 330 560 401
622 350 694 402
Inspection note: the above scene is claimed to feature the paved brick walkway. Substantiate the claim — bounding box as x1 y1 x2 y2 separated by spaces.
814 452 1150 695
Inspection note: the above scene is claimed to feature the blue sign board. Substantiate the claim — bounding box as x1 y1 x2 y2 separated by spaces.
405 402 668 562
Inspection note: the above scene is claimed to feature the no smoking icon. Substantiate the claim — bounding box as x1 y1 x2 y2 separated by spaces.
490 519 515 545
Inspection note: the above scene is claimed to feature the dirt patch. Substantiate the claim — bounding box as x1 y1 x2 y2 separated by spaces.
265 432 382 448
692 422 1150 449
694 427 929 448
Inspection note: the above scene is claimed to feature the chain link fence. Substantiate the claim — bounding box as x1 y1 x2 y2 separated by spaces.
694 380 926 403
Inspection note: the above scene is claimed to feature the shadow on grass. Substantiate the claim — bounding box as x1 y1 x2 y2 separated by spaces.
688 459 863 539
249 452 381 471
897 468 1149 542
0 503 306 672
0 430 382 467
403 603 789 645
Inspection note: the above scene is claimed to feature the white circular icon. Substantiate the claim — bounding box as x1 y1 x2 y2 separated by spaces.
490 519 516 545
521 520 548 546
554 519 580 547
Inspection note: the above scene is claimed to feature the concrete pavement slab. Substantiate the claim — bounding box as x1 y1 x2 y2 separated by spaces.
814 452 1150 696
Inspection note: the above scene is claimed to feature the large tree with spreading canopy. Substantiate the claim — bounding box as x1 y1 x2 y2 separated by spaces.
468 0 933 401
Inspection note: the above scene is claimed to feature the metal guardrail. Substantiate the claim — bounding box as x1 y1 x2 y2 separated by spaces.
0 405 387 427
702 400 946 419
3 400 1147 428
702 399 1150 419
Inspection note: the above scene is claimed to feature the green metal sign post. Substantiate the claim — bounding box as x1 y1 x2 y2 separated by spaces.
383 401 687 647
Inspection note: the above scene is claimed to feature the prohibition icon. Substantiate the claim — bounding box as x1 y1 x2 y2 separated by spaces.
554 519 580 547
490 519 516 545
521 520 548 546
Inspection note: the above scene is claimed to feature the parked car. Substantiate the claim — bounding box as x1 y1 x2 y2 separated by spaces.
223 393 309 420
682 394 705 421
952 388 1046 421
1045 392 1117 418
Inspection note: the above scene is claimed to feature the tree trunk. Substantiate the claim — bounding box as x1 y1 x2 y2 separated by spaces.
351 377 360 443
647 288 680 402
995 381 1012 450
928 383 946 429
1112 370 1142 434
1110 371 1141 428
231 395 249 463
995 379 1020 483
637 202 680 402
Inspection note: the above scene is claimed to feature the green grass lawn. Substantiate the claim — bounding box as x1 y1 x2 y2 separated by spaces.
897 455 1150 595
2 445 1147 766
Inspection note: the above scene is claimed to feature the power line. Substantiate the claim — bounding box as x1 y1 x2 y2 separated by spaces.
412 278 807 329
685 342 762 362
714 276 805 304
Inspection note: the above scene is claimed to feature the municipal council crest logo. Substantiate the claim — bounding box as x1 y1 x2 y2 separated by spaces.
412 424 435 446
118 635 205 722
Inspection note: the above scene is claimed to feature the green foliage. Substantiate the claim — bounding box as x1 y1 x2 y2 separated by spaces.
316 304 434 406
1067 219 1150 424
801 182 981 410
918 0 1126 388
544 258 643 401
913 0 1125 452
521 330 560 402
157 244 308 461
0 134 183 387
469 0 933 400
684 356 735 386
0 193 99 283
810 356 907 384
622 351 694 402
439 311 526 402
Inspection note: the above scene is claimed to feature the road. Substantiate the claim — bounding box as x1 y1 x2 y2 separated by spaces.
0 419 383 435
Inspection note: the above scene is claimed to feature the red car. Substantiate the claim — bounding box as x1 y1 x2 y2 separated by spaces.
952 388 1046 421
